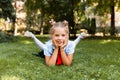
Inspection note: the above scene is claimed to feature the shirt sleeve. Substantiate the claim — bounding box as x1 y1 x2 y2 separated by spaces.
65 41 75 54
43 40 53 56
44 48 51 56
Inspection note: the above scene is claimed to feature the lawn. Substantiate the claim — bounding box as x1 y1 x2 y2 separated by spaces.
0 36 120 80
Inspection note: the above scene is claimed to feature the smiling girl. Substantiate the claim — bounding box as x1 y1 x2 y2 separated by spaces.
25 20 86 66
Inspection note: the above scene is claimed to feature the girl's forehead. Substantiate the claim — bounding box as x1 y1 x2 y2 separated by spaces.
54 27 67 33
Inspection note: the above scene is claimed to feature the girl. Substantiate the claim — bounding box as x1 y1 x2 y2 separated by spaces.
24 20 86 66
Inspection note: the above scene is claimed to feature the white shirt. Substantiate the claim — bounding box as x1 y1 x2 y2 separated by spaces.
44 40 76 56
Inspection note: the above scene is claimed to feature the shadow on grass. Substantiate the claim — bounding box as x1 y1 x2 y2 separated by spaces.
32 51 46 65
32 50 45 58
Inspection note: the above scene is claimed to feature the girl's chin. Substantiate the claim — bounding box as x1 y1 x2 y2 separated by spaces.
58 44 63 46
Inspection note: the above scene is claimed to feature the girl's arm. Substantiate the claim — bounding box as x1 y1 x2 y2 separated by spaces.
45 39 60 66
60 48 73 66
24 31 46 50
60 40 73 66
45 48 59 66
45 48 73 66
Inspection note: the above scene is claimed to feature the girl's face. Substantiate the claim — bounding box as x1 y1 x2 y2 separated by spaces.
52 27 69 47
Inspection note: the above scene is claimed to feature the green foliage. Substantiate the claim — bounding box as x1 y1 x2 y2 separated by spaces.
0 31 16 43
0 36 120 80
24 0 120 36
0 0 15 22
25 0 80 35
81 18 96 35
109 28 118 36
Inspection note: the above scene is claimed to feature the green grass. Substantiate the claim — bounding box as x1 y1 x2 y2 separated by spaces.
0 36 120 80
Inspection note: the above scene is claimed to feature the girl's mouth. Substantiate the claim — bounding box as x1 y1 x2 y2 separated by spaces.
57 40 63 44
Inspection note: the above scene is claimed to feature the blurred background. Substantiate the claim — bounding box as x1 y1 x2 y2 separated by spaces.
0 0 120 37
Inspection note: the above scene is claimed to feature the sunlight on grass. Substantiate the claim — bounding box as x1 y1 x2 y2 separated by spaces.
100 39 120 44
20 40 33 44
1 75 22 80
100 39 111 44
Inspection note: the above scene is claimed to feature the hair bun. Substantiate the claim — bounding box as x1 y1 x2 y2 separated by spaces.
49 19 56 26
62 20 68 27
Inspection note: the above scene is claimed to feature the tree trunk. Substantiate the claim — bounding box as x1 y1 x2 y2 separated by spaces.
70 0 76 37
110 2 115 36
40 14 44 35
14 22 18 36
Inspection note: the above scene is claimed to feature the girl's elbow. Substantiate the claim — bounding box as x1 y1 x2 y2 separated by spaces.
65 64 71 66
64 62 72 66
46 62 55 66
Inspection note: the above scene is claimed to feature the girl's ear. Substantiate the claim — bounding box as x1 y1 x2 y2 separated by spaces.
63 20 68 27
49 19 56 26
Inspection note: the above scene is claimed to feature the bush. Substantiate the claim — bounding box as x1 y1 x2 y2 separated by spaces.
0 31 16 43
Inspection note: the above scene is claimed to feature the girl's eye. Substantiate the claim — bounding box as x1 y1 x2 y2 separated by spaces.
55 34 59 37
62 34 65 37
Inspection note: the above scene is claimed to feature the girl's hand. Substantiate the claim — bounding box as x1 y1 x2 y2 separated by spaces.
60 39 68 49
52 39 59 49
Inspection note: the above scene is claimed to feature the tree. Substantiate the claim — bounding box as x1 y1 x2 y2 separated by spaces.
110 0 115 36
0 0 16 32
25 0 48 35
25 0 81 36
25 0 120 37
76 0 120 36
47 0 82 37
95 0 120 36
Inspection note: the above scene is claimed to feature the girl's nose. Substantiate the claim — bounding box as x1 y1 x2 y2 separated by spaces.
58 36 62 40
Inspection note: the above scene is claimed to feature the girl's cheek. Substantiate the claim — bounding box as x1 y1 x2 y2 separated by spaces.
52 36 57 40
66 35 69 39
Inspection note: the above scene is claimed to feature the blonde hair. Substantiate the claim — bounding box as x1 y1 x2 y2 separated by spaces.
49 20 69 34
